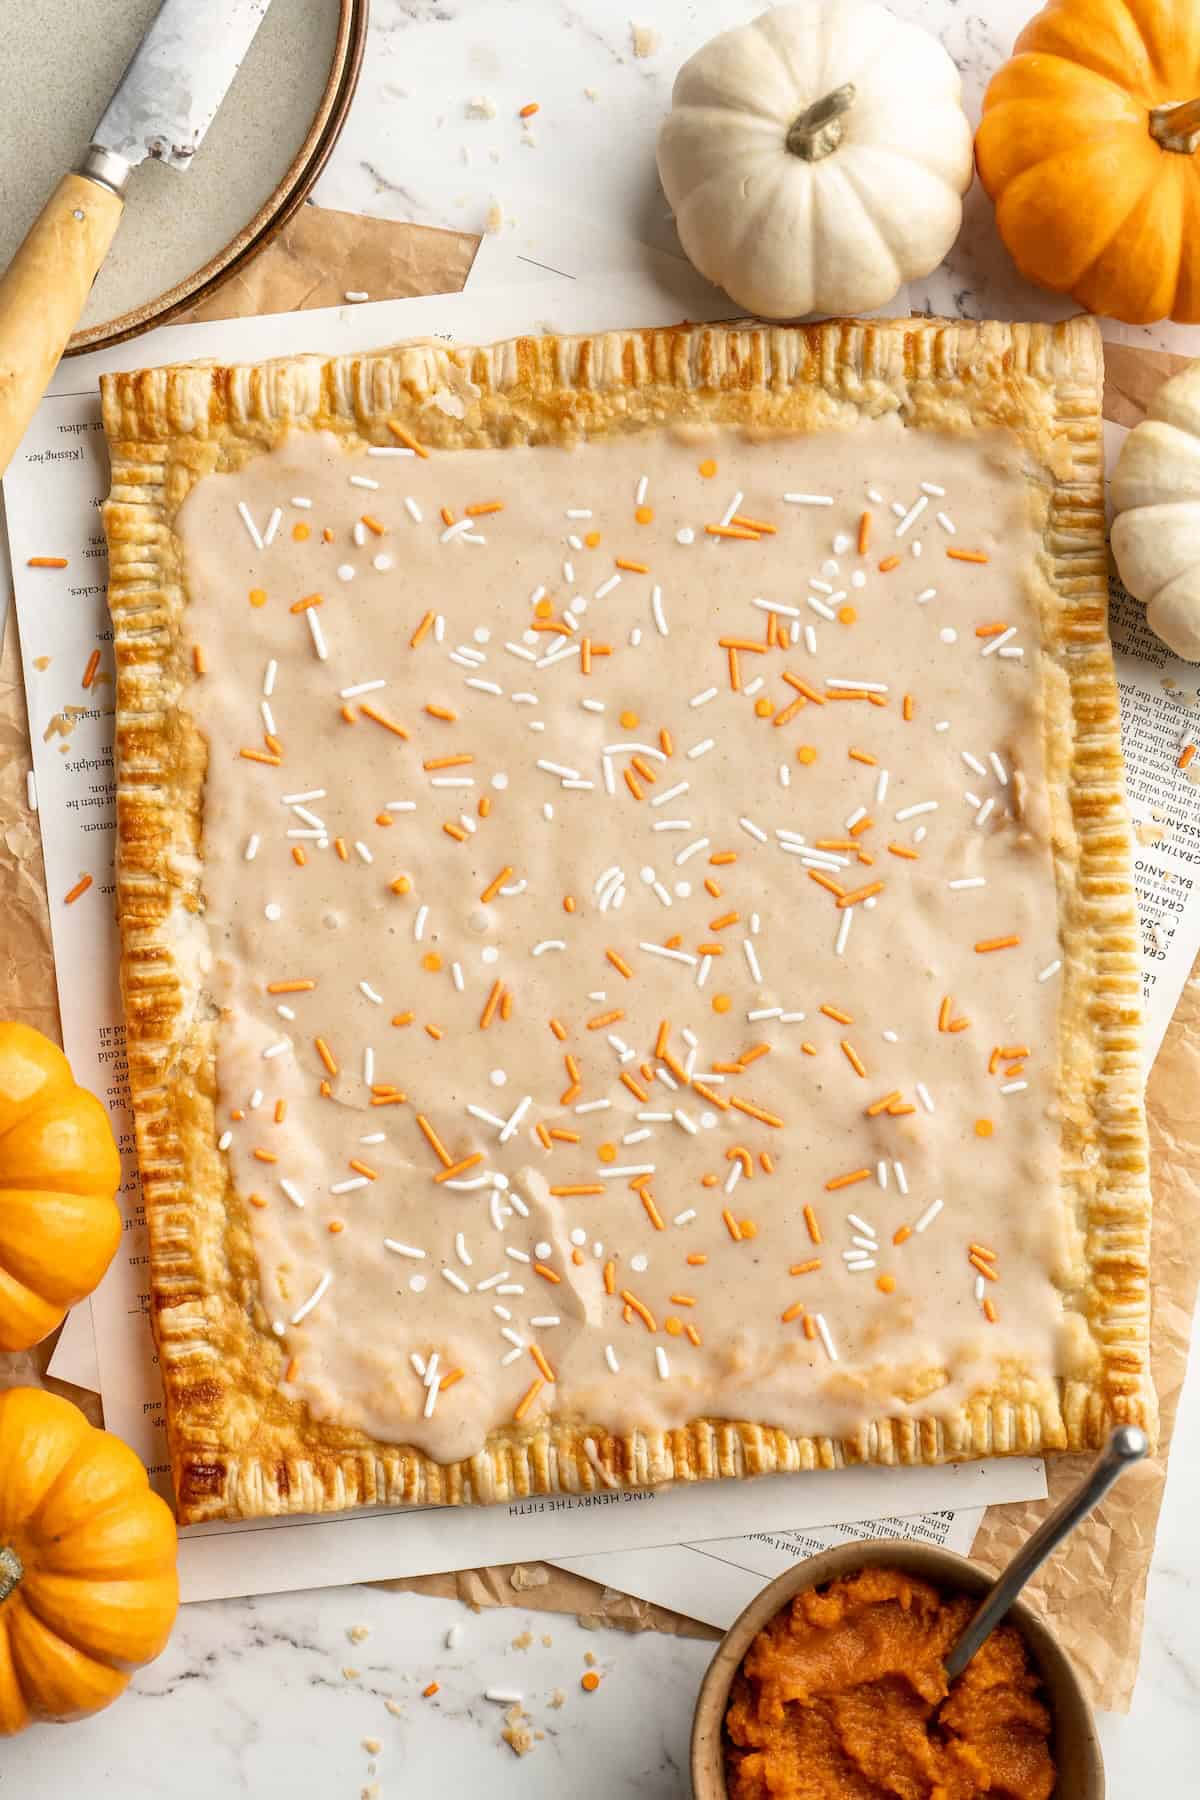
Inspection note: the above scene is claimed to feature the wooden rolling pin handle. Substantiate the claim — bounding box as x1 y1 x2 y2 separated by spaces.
0 171 125 479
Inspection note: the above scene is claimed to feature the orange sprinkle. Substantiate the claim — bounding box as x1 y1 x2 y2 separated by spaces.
466 500 504 517
876 1273 897 1295
548 1017 568 1041
772 697 805 727
836 881 883 913
348 1159 378 1181
478 794 491 819
291 521 310 543
709 910 740 931
706 523 759 541
840 1040 868 1078
691 1082 729 1111
581 1671 601 1693
81 648 101 689
820 1004 853 1024
603 1260 616 1296
410 610 435 648
623 768 644 802
975 1118 994 1138
587 1008 624 1031
547 1128 581 1145
387 422 428 458
866 1090 903 1117
274 1099 287 1124
825 1168 870 1191
434 1152 484 1184
620 1071 649 1104
321 527 334 543
26 556 68 569
340 706 357 725
479 980 504 1029
440 507 455 528
848 815 874 838
732 514 776 535
857 511 871 555
848 746 877 765
62 874 93 906
877 554 901 573
248 1193 267 1209
634 505 654 526
289 592 322 613
240 748 281 766
760 1152 775 1175
947 548 989 564
359 703 410 739
781 1300 806 1324
739 1043 771 1067
983 1298 998 1324
803 1316 818 1341
902 694 915 721
513 1378 544 1423
893 1225 913 1246
807 870 845 899
783 673 825 705
425 703 457 722
615 556 649 573
530 1344 557 1383
722 1210 742 1242
267 979 317 994
1178 744 1197 771
727 646 741 691
659 727 674 756
969 1242 998 1261
837 605 857 625
975 622 1008 638
192 644 208 675
291 846 306 867
314 1037 338 1076
480 865 514 904
415 1114 453 1167
970 1253 1000 1282
620 1290 656 1331
606 948 634 979
975 936 1020 953
685 1324 703 1347
665 1316 683 1336
888 842 919 860
442 822 468 842
698 459 717 478
801 1042 817 1056
729 1097 784 1128
253 1148 278 1164
641 1191 666 1231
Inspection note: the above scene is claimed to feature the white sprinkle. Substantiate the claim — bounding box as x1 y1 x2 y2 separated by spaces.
651 781 690 809
675 836 710 864
914 1198 944 1233
345 290 369 302
784 493 832 506
807 595 837 621
809 579 834 595
260 699 276 736
638 942 697 966
1001 1080 1029 1095
331 1176 369 1195
962 751 987 776
940 626 958 645
279 1178 306 1209
500 1328 524 1349
877 1160 888 1189
262 1039 290 1059
828 678 888 693
975 798 996 829
264 903 281 921
531 1316 560 1329
673 1108 698 1136
276 1005 295 1021
499 1095 532 1142
835 908 853 957
814 1314 838 1362
895 495 929 536
743 939 763 982
998 646 1025 659
936 511 956 534
739 817 768 843
1038 959 1062 982
921 482 946 497
305 608 328 660
916 1082 935 1113
948 877 986 890
604 1345 620 1373
237 501 263 549
655 1346 670 1380
384 1240 425 1259
895 801 938 821
752 596 800 619
441 1268 471 1295
290 496 312 509
988 752 1009 785
353 520 366 547
353 840 373 864
594 573 622 600
349 475 379 492
844 806 868 832
565 509 592 521
414 905 429 941
484 1689 523 1706
291 1271 331 1323
341 679 386 698
779 1011 805 1024
686 739 714 761
244 834 260 862
690 686 718 708
846 1259 877 1273
651 584 669 636
336 564 357 585
981 626 1017 657
893 1161 909 1196
217 1130 233 1152
262 505 282 548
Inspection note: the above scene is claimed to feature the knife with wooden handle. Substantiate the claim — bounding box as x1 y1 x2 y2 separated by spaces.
0 0 275 480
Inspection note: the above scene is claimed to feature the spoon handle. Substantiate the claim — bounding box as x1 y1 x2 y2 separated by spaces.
944 1424 1148 1683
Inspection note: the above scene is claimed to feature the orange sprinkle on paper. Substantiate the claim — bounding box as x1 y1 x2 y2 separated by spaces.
825 1168 870 1191
63 874 92 906
975 935 1020 953
1178 744 1197 771
877 554 901 573
947 548 989 564
27 556 68 569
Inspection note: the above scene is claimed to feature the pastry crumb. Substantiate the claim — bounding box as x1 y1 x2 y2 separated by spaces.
548 1688 566 1709
502 1702 537 1757
584 1651 598 1667
466 95 496 119
361 1786 380 1800
511 1630 534 1651
342 1666 361 1681
631 22 660 57
485 201 505 235
362 1738 382 1755
348 1624 371 1645
384 1698 404 1718
541 1634 553 1648
33 655 52 670
510 1564 550 1590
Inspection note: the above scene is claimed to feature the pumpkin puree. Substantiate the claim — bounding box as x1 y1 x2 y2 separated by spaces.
724 1567 1055 1799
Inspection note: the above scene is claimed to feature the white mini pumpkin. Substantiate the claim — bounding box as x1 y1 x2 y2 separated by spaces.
656 1 973 320
1112 361 1200 661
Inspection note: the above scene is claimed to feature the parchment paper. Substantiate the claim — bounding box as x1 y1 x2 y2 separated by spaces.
0 211 1195 1704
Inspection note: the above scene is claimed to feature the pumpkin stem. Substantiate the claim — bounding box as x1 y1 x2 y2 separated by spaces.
1149 96 1200 155
0 1545 23 1604
785 84 856 162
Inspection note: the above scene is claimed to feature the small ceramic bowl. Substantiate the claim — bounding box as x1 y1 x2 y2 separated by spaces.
691 1539 1104 1798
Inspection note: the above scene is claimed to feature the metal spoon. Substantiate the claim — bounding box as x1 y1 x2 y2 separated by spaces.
944 1424 1149 1682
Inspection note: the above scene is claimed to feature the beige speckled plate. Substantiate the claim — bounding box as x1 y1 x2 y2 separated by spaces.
0 0 365 353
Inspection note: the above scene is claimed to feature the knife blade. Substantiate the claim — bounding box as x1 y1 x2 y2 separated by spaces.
90 0 275 179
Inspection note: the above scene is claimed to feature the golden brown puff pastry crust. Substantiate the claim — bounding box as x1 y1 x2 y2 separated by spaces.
101 317 1154 1524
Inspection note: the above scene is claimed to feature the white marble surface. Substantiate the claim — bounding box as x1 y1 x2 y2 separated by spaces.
7 2 1200 1790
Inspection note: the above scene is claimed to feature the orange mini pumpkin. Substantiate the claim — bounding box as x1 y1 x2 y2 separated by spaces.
0 1388 179 1732
0 1021 121 1350
976 0 1200 323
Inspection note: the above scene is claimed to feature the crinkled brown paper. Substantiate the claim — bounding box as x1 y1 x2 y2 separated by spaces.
0 214 1195 1705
